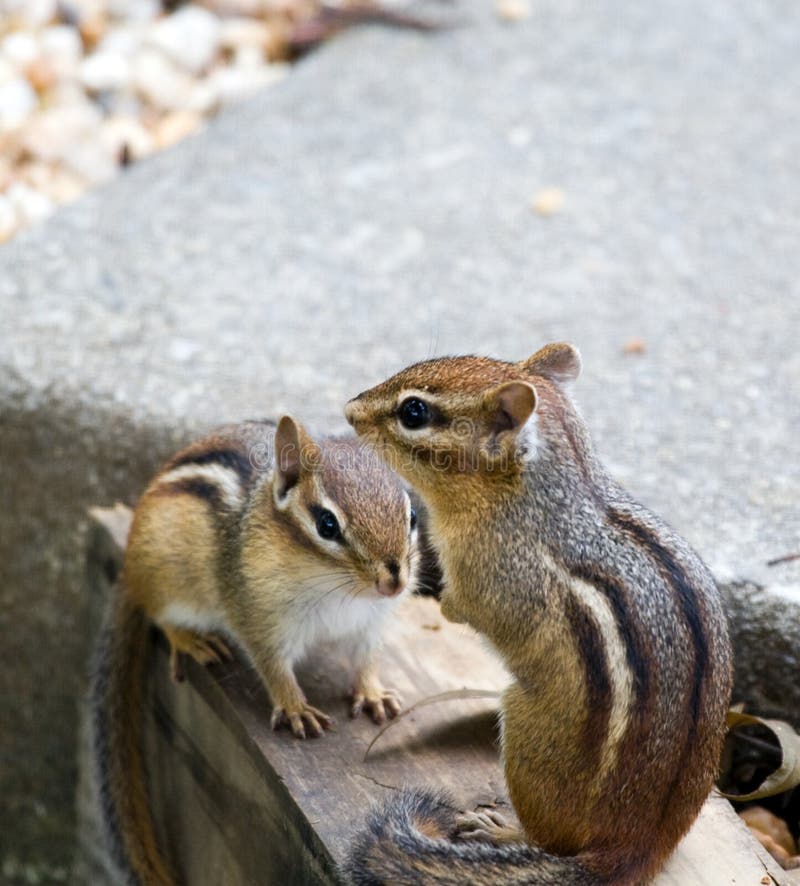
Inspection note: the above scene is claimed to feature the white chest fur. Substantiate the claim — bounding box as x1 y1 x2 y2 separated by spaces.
281 582 398 665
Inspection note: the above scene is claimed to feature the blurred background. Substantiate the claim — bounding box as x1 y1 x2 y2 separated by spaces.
1 0 437 243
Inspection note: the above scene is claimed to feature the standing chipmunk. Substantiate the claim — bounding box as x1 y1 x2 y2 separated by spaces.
91 416 417 886
343 344 733 886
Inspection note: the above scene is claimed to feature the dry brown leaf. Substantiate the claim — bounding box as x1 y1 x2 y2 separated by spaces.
740 806 796 855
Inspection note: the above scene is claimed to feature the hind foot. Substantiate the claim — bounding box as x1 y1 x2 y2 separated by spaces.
162 626 233 682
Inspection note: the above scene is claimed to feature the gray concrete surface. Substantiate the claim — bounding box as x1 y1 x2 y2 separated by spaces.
2 0 799 880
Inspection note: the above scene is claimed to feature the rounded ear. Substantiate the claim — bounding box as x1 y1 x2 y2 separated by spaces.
519 342 581 384
273 415 319 501
484 381 537 435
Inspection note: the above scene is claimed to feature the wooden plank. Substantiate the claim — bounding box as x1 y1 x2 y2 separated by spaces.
144 639 340 885
89 506 790 885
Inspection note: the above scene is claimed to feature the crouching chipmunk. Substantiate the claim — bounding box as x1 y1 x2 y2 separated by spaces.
91 416 418 886
343 343 733 886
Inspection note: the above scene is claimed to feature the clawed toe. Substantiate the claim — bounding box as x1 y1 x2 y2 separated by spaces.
271 703 334 739
349 688 402 724
207 635 233 661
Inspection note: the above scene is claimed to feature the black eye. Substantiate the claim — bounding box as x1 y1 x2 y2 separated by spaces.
399 397 431 429
410 507 417 530
316 509 341 541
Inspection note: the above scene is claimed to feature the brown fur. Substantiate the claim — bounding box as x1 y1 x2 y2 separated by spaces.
344 344 733 885
92 418 417 885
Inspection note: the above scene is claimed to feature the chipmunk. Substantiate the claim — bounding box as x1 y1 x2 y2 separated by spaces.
343 343 733 886
91 416 417 886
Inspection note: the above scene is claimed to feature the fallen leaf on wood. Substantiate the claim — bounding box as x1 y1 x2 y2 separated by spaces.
740 806 796 854
740 806 799 869
744 825 800 870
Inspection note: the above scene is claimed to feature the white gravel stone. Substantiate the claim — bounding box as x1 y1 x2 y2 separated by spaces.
21 104 103 163
108 0 160 19
101 115 155 161
42 167 86 204
62 0 104 15
44 80 90 109
152 110 204 149
233 44 265 70
147 7 222 75
0 78 38 131
39 26 83 78
204 0 266 15
186 79 219 115
106 0 163 21
209 62 287 105
97 24 149 60
1 32 40 71
62 141 117 185
80 51 131 92
3 0 57 28
0 0 293 242
0 157 12 189
219 17 272 50
133 49 196 110
0 194 19 241
18 160 53 190
6 181 55 225
0 57 17 85
101 87 142 118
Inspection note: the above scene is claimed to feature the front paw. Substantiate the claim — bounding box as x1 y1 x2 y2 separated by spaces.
349 685 401 725
270 701 334 739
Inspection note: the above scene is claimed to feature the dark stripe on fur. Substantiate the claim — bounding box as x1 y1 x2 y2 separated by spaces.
562 596 613 764
568 566 650 707
169 447 254 482
156 477 224 509
606 509 707 733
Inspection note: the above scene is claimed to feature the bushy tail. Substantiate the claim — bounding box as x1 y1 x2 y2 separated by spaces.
90 589 175 886
344 789 601 886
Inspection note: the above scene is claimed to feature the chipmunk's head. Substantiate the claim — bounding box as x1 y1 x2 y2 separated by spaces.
344 343 581 498
272 416 416 599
